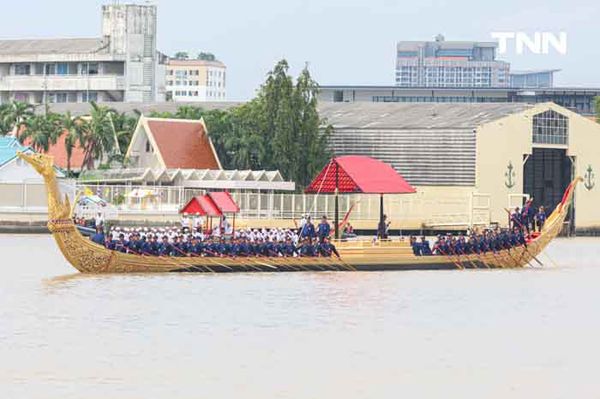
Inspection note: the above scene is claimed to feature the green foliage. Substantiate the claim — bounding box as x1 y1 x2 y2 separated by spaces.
0 101 35 135
18 111 62 153
197 52 216 61
78 102 119 170
173 51 189 60
595 96 600 123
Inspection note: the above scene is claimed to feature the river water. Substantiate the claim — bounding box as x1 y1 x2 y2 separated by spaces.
1 234 599 398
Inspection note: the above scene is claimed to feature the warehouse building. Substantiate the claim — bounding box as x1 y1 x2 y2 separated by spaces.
319 102 600 233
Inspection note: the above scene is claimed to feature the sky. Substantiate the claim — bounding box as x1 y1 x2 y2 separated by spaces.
1 0 599 100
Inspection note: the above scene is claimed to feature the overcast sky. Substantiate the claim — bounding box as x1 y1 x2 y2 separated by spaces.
2 0 598 100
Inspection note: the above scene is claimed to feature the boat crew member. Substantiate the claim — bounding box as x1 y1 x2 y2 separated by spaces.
410 236 421 256
377 215 390 239
115 234 128 253
158 236 173 256
317 216 331 243
535 206 546 232
511 207 522 231
301 216 315 238
318 238 340 258
91 228 105 246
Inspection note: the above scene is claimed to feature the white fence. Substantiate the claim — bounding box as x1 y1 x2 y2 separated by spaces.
0 182 493 228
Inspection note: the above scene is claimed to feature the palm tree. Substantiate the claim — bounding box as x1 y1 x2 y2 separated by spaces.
79 102 117 170
57 111 84 176
19 113 61 153
2 101 34 135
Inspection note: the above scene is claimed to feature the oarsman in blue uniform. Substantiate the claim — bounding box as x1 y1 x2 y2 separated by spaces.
281 237 297 257
298 238 316 257
126 233 139 254
318 238 340 258
410 236 421 256
511 207 522 231
172 236 185 257
114 234 128 253
301 216 316 239
158 236 173 257
91 228 105 246
104 233 115 250
316 216 331 243
535 206 546 232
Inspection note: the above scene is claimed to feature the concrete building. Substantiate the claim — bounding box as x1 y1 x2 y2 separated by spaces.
319 102 600 233
165 59 227 102
0 3 166 105
319 85 600 116
396 35 510 88
510 69 559 88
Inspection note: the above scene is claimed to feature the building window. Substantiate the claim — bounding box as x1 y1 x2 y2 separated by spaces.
532 110 568 145
145 140 151 153
57 63 69 75
82 92 98 102
14 64 31 75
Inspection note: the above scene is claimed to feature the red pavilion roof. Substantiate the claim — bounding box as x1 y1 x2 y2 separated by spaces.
305 156 416 194
208 191 240 214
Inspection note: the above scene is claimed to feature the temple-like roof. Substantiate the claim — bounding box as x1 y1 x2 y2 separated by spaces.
306 156 416 195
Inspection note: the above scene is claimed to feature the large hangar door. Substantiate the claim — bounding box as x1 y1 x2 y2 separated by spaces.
523 148 574 231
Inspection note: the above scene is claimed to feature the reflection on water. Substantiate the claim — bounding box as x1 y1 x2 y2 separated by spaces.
1 234 600 398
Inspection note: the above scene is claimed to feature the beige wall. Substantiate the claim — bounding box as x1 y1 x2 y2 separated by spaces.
476 102 600 229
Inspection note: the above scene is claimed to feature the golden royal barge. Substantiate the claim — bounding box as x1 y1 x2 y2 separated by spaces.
18 152 579 273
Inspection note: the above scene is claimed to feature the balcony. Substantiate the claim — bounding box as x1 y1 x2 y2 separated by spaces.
0 74 126 92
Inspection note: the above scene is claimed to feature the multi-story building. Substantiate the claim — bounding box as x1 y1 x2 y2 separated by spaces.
165 59 226 102
0 3 166 105
396 35 510 88
319 85 600 116
509 69 559 88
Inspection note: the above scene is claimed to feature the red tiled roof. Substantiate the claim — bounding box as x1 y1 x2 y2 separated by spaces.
23 130 86 170
147 120 220 170
305 156 416 194
208 191 240 213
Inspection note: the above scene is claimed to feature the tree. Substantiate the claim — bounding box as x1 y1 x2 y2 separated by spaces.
57 111 84 176
197 52 216 61
175 105 204 120
173 51 189 60
595 96 600 123
18 112 61 153
108 110 140 158
1 101 34 135
78 102 117 170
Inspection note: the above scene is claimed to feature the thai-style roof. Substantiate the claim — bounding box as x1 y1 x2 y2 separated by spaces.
144 118 221 170
305 156 416 194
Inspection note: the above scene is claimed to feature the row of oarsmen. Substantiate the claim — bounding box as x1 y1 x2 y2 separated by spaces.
92 232 340 258
411 227 528 256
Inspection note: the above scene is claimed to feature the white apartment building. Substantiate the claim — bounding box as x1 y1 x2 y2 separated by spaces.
165 59 226 102
0 3 166 105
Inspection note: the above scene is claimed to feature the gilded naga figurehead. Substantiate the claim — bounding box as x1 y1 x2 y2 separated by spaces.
17 151 56 179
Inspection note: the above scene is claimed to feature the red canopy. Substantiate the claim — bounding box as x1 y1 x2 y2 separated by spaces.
208 192 240 214
180 194 222 217
305 156 416 194
180 191 240 216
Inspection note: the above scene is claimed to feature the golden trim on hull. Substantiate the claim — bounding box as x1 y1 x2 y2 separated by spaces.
16 152 580 274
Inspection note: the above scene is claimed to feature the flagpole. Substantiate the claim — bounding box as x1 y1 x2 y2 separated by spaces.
334 159 340 239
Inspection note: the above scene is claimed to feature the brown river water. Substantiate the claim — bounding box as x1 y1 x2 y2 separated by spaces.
1 234 600 398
